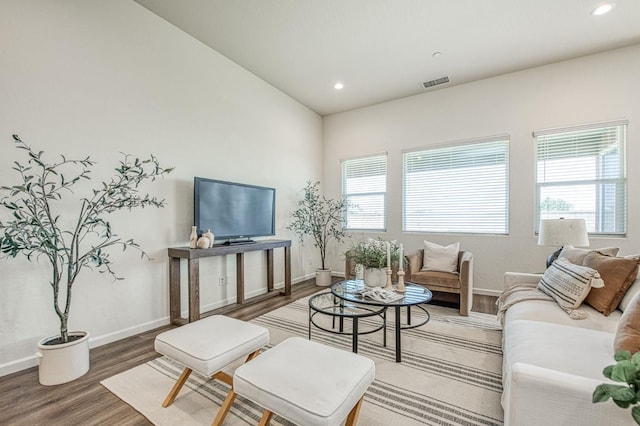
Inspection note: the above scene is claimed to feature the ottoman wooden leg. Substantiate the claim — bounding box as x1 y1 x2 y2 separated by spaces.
258 410 274 426
210 349 263 426
345 396 365 426
211 389 237 426
162 367 192 407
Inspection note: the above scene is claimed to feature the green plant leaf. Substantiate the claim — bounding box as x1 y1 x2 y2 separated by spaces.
593 385 611 403
632 406 640 425
611 361 640 383
615 350 632 362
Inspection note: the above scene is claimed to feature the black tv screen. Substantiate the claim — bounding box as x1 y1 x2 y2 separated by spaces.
194 177 276 242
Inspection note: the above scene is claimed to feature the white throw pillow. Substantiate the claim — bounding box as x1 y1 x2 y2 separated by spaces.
538 257 604 311
558 245 619 265
421 240 460 273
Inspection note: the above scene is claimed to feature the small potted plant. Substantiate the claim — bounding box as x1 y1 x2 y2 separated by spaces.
287 181 350 286
593 350 640 424
0 135 173 385
347 238 400 287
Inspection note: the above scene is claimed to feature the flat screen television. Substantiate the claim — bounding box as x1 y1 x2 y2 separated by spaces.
194 177 276 244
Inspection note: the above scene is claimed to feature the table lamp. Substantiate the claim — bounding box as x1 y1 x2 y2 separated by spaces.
538 218 589 268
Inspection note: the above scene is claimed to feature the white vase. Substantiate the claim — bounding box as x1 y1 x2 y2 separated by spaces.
364 268 387 287
189 226 198 249
37 331 90 386
315 268 332 286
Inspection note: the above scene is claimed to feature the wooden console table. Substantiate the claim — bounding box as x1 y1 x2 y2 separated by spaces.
168 239 291 325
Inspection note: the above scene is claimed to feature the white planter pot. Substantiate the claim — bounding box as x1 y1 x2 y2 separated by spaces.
364 268 387 287
37 331 90 386
315 268 332 286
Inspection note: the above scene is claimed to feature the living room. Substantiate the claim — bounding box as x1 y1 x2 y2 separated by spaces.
1 1 640 425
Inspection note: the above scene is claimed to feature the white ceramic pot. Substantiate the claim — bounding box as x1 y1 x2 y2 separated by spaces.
315 268 332 286
37 331 90 386
364 268 387 287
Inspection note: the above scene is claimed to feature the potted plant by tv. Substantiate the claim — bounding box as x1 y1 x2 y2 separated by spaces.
347 238 400 287
0 135 173 385
287 181 349 286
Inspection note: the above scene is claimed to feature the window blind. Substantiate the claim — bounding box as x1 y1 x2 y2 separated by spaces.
342 154 387 230
403 138 509 234
535 122 627 235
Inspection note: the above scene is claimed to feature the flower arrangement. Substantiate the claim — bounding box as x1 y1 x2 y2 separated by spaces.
347 238 400 269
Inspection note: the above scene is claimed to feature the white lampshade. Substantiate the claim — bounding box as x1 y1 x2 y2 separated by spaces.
538 218 589 247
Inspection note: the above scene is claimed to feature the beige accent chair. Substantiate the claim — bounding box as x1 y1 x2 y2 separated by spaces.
405 249 473 316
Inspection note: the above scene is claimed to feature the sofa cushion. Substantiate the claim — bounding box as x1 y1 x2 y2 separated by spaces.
558 245 619 265
410 270 460 289
614 291 640 354
583 252 640 316
537 257 604 311
421 240 459 273
504 319 615 382
503 298 621 333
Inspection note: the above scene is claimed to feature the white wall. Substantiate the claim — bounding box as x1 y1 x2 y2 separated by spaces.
0 0 322 376
324 44 640 294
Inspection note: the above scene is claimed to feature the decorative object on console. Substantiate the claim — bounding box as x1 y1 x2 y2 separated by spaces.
583 252 640 316
196 236 210 249
287 181 350 286
537 257 604 318
203 229 214 247
592 350 640 425
421 240 460 273
538 218 589 268
0 135 172 385
189 226 198 249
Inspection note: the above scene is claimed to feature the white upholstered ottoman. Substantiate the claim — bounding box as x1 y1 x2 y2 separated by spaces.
154 315 269 424
233 336 376 426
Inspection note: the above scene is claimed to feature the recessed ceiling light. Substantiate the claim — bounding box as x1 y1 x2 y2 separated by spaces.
334 82 344 90
591 3 615 16
432 52 442 58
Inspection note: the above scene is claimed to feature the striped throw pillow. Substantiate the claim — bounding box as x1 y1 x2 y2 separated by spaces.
538 257 604 310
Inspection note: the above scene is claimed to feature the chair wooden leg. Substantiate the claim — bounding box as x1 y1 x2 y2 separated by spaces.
258 410 273 426
211 388 237 426
345 396 365 426
460 287 470 316
162 367 192 407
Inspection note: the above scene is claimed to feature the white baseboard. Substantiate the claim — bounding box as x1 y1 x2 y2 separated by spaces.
473 288 502 297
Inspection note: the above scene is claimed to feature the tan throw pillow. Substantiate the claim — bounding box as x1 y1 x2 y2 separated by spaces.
558 245 620 265
583 252 640 316
421 240 460 273
614 291 640 353
538 257 604 311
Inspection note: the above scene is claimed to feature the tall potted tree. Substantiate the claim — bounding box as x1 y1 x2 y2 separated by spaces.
0 135 173 385
287 181 349 286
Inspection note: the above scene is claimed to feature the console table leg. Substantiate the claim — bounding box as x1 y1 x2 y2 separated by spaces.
284 246 291 296
169 257 181 325
188 258 200 323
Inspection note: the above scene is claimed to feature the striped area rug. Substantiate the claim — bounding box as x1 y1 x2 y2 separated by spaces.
102 295 503 425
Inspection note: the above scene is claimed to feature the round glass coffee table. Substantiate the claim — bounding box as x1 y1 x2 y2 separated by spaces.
331 280 432 362
308 292 386 353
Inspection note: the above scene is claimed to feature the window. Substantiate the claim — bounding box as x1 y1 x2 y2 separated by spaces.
342 154 387 230
403 137 509 234
535 121 627 235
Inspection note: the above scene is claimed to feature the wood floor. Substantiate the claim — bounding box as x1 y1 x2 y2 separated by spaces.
0 278 498 426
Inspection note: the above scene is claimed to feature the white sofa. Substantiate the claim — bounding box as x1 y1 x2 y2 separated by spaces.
501 271 639 426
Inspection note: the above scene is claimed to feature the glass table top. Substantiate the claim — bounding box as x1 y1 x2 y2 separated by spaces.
331 280 433 306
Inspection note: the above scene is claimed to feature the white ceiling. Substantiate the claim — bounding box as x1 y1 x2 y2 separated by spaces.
134 0 640 116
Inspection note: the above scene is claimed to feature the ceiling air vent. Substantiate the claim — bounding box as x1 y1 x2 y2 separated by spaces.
422 76 450 89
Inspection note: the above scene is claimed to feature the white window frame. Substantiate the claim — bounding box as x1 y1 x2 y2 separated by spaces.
402 136 510 235
341 153 387 231
534 120 627 236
